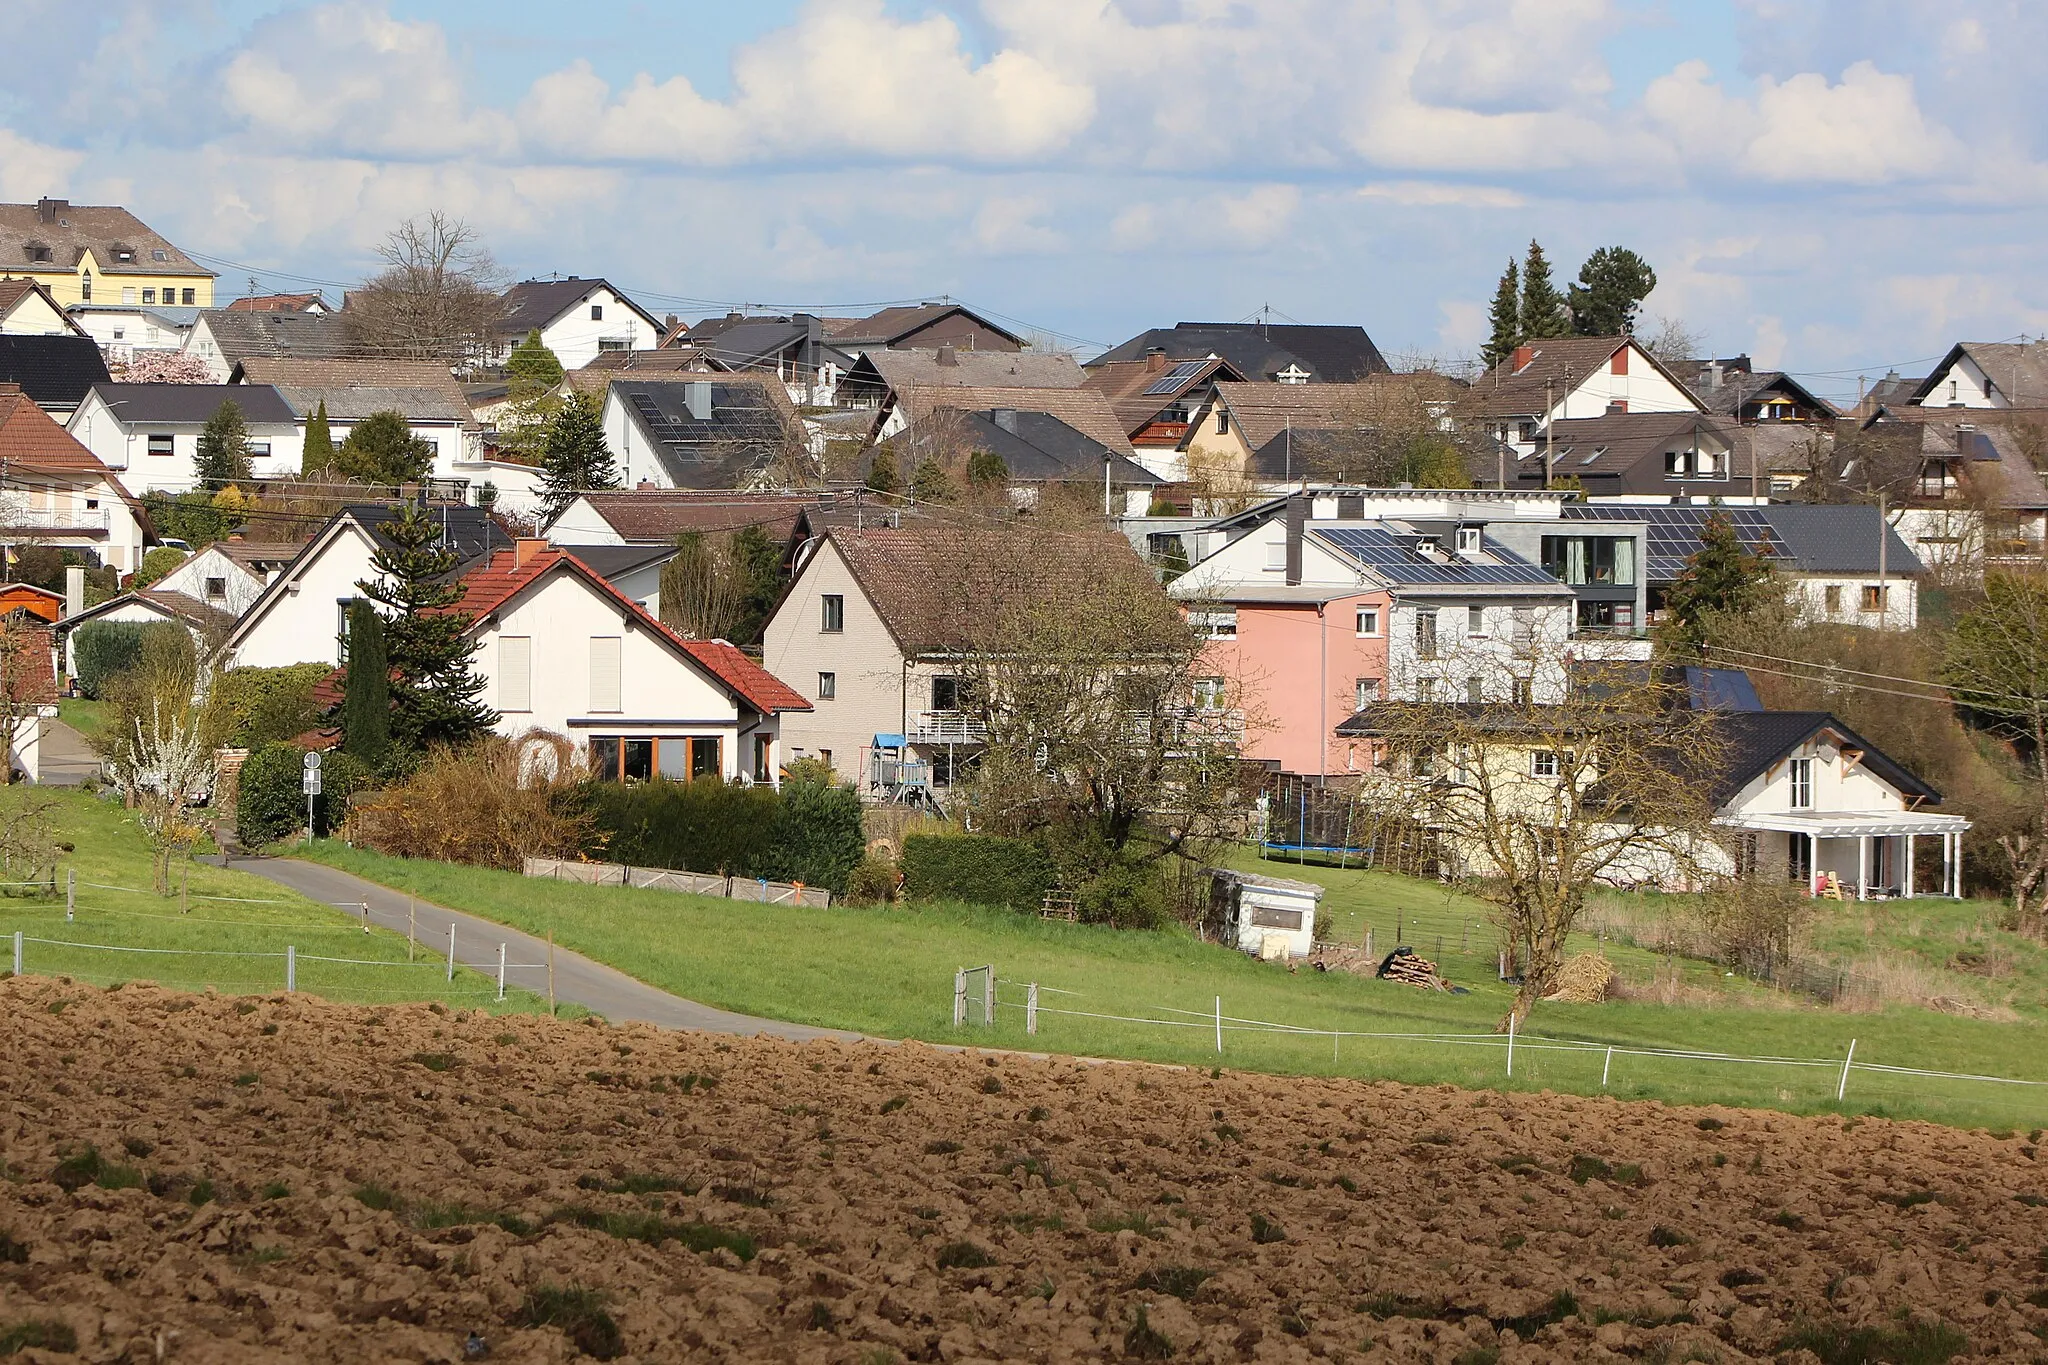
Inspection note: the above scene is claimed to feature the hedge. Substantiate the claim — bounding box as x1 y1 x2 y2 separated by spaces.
72 621 189 699
900 834 1055 911
576 775 868 895
205 664 331 749
236 743 370 846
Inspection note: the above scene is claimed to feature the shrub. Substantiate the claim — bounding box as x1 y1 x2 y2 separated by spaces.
73 621 187 699
237 743 309 846
1075 855 1172 930
845 857 900 905
763 777 865 893
131 545 189 589
204 664 330 749
579 779 781 876
901 834 1055 911
140 490 245 548
347 732 594 869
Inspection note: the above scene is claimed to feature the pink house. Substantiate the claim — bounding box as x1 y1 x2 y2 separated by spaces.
1194 591 1391 776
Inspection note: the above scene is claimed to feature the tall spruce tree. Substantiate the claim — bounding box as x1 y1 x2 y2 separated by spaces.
356 502 496 751
302 400 335 476
864 448 900 497
505 328 565 389
338 598 392 769
1482 258 1521 369
1518 240 1570 340
1568 246 1657 337
537 389 618 523
194 400 253 491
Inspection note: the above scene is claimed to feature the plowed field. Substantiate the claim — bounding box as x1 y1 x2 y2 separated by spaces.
2 977 2045 1362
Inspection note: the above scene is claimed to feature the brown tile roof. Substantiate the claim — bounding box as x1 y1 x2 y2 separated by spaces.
134 588 236 632
861 348 1085 393
3 625 56 705
0 199 214 278
1460 335 1701 419
1914 341 2048 408
1212 376 1464 451
0 277 81 332
209 539 304 572
1085 356 1245 433
235 356 476 426
576 349 719 376
1864 409 2048 509
225 293 325 312
883 385 1134 454
1539 410 1747 478
559 490 818 542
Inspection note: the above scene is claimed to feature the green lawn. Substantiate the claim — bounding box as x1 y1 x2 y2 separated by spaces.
300 839 2048 1129
0 790 544 1013
55 699 108 738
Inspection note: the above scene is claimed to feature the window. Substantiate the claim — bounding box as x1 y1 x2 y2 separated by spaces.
1415 611 1438 660
1466 677 1483 704
753 735 772 783
1531 750 1561 779
499 636 532 712
1540 535 1635 586
1192 676 1227 710
142 289 155 304
931 675 970 711
1574 599 1634 633
1788 757 1814 809
1191 609 1237 638
121 286 135 303
1511 606 1535 644
182 289 195 305
147 433 173 456
79 272 91 302
588 636 622 713
1355 677 1380 709
151 249 167 261
1860 585 1888 612
114 248 133 262
248 441 270 458
1511 677 1533 705
820 594 844 632
1949 379 1959 402
1216 407 1229 435
1456 527 1482 555
817 671 836 699
598 337 629 351
589 736 620 779
622 739 654 782
203 576 227 601
27 245 50 263
690 736 721 780
1467 604 1486 636
1264 541 1287 571
1824 585 1843 613
590 304 604 321
1354 607 1379 637
1416 676 1439 701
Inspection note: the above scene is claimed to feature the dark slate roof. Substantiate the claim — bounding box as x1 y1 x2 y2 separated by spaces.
1757 503 1921 576
552 542 679 581
1704 711 1940 808
87 382 298 425
0 335 110 407
694 317 854 378
1681 667 1763 713
1682 365 1837 419
888 409 1161 486
1556 503 1921 580
828 304 1024 348
342 503 505 566
196 308 348 364
612 379 799 490
1090 322 1390 383
496 278 656 338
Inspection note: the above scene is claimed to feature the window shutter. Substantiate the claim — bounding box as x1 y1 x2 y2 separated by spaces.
500 636 531 712
589 636 622 713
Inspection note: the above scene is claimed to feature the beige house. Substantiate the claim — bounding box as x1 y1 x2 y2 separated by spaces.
0 198 216 308
0 278 85 336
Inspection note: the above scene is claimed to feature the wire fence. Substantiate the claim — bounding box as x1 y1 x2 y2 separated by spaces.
959 971 2048 1128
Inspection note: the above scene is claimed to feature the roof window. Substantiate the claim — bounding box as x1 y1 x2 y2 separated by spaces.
151 249 168 262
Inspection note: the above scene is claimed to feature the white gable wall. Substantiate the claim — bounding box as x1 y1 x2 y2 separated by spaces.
225 525 379 669
2 289 74 336
760 538 908 785
1920 351 2001 408
1720 735 1912 818
153 545 267 616
543 496 630 545
1553 342 1703 420
528 286 659 371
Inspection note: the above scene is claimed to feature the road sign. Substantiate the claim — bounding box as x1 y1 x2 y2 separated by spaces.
303 751 323 772
303 772 322 796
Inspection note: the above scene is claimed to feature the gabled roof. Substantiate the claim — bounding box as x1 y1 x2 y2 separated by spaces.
886 409 1161 486
1911 341 2048 407
496 277 661 339
231 356 475 426
451 545 810 715
194 309 348 366
691 316 852 377
0 278 85 334
0 200 215 278
84 382 299 426
1085 355 1248 433
1557 503 1922 580
1461 335 1705 420
576 349 718 377
844 347 1086 400
1680 363 1837 419
606 378 803 490
57 588 232 636
1090 322 1390 383
1704 711 1939 808
226 293 325 313
1856 407 2048 510
1212 375 1465 454
882 384 1134 455
552 542 678 582
0 334 110 408
828 304 1023 349
549 489 820 542
1527 410 1742 480
208 538 303 573
0 388 145 522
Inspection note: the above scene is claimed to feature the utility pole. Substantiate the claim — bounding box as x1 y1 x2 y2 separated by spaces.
1543 380 1555 489
1876 490 1888 624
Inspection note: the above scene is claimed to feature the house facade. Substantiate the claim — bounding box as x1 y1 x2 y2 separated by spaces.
0 278 85 337
68 383 304 492
0 384 151 575
0 199 215 308
1908 341 2048 409
595 377 803 490
150 537 301 617
494 278 664 370
64 304 198 363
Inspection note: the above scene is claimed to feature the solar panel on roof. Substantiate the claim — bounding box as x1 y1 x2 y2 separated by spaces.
1315 527 1559 587
1559 504 1780 580
1142 359 1207 396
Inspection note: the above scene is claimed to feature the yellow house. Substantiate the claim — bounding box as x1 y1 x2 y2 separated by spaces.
0 197 216 309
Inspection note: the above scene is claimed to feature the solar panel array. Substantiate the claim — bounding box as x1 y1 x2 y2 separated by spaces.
1316 526 1561 587
1142 359 1207 396
1559 504 1782 580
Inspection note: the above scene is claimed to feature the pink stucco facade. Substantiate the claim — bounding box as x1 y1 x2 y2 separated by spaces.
1198 591 1392 776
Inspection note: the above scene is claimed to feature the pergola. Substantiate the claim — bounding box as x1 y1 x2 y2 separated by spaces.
1714 810 1972 899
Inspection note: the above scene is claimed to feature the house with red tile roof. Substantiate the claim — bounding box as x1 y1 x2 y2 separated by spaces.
0 381 151 576
445 539 810 784
3 620 59 782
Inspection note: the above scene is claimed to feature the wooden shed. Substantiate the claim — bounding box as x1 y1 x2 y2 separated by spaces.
1208 867 1323 961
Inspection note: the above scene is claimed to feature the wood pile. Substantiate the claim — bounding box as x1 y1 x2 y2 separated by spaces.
1375 947 1452 991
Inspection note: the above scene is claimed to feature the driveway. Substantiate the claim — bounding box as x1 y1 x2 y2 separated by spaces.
35 719 100 786
220 855 863 1044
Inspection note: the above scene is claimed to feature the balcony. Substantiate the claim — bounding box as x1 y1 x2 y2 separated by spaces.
910 710 988 744
0 505 110 535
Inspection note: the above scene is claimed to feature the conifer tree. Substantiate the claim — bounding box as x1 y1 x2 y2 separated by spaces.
911 456 955 503
864 448 900 497
302 400 335 476
1482 258 1521 369
338 598 391 770
194 400 253 491
505 328 564 389
356 502 496 751
1568 246 1657 337
335 410 434 486
1660 512 1774 656
1518 239 1570 339
536 389 618 524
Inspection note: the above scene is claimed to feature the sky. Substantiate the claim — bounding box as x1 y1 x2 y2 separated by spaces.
4 0 2045 404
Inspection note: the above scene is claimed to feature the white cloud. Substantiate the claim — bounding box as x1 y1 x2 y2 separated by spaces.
971 195 1064 254
1357 181 1525 209
1216 185 1301 247
0 129 84 202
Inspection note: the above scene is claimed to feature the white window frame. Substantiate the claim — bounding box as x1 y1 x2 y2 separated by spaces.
1191 609 1237 639
1354 677 1380 709
1788 757 1814 809
1467 604 1486 637
1456 527 1482 555
1531 750 1561 780
1354 607 1380 638
1191 676 1227 710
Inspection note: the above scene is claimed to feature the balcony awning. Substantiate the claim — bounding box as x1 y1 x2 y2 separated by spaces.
1714 811 1970 839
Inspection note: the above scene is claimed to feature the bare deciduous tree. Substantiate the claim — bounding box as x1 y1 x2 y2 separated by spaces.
1945 569 2048 934
1639 315 1705 368
659 531 750 641
343 213 505 366
108 698 217 896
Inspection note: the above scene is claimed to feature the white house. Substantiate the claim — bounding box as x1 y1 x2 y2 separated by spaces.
150 537 302 617
57 588 234 681
67 383 304 493
64 304 198 362
184 308 348 383
1908 341 2048 409
0 278 85 336
594 377 803 490
0 383 151 575
452 540 810 782
494 278 664 371
1459 334 1706 469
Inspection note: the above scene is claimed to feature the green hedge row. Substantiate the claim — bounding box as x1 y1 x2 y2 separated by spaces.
900 834 1055 911
577 776 866 895
236 742 371 847
206 664 331 749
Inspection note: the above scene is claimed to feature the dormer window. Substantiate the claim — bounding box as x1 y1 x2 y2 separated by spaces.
1455 527 1482 555
113 247 134 263
27 244 51 263
151 249 168 262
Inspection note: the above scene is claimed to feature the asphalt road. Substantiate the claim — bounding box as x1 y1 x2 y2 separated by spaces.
221 855 863 1043
36 720 100 786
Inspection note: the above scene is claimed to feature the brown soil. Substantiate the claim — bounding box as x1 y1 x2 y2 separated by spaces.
3 977 2046 1363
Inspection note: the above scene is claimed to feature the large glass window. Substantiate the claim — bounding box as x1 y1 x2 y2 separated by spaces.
690 737 721 779
1541 535 1636 586
590 737 621 779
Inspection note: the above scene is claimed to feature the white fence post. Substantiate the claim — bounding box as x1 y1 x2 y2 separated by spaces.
285 945 296 994
11 930 20 976
1838 1038 1857 1103
953 969 966 1027
496 943 506 1002
1601 1045 1613 1089
1214 995 1223 1055
66 868 75 923
446 924 456 982
1506 1011 1516 1079
983 965 994 1027
1026 982 1038 1035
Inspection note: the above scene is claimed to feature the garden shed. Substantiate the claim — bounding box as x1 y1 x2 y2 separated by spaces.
1208 868 1323 961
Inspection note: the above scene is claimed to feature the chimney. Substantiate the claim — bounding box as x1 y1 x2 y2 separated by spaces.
665 313 678 329
1605 400 1626 416
684 380 713 421
992 408 1018 433
1284 494 1307 587
36 197 68 225
1145 348 1167 372
513 537 549 569
1706 361 1723 390
64 565 85 619
1510 344 1534 371
935 343 958 367
637 478 657 490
